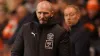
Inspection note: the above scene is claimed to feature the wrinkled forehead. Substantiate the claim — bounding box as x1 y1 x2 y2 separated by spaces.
36 1 53 11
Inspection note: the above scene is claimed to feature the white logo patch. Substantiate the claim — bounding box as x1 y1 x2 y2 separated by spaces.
31 32 37 37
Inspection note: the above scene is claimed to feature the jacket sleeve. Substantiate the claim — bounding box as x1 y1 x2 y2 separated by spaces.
11 25 24 56
58 31 71 56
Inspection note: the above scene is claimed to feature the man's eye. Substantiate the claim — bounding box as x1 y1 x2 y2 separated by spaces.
70 14 75 16
65 14 68 16
38 12 41 14
44 12 48 14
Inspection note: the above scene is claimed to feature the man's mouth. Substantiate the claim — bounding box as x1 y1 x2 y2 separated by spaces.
68 21 72 24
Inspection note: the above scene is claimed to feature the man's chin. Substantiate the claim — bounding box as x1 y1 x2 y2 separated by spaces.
67 23 72 27
39 21 47 24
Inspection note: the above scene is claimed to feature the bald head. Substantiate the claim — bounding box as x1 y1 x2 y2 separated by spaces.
36 1 54 24
36 1 53 11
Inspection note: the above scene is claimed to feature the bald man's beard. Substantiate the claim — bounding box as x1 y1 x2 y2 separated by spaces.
39 17 52 25
39 20 47 24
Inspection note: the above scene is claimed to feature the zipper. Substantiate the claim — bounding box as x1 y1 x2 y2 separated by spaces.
35 26 42 56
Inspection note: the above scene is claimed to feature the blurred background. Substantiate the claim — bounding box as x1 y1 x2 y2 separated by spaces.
0 0 100 56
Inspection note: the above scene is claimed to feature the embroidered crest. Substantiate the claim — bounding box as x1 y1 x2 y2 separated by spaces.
45 40 53 49
47 33 54 40
45 33 54 49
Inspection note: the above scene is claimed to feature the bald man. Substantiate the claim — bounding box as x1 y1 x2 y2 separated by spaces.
11 1 71 56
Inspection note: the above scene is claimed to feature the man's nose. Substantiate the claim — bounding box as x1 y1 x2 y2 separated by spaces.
40 13 44 18
67 15 70 20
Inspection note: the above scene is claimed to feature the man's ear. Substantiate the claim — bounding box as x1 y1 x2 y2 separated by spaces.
77 13 81 20
51 11 54 17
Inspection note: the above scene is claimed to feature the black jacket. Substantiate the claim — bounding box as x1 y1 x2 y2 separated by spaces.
11 20 71 56
70 20 92 56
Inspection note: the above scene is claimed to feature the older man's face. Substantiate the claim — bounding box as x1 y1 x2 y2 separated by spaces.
36 5 53 24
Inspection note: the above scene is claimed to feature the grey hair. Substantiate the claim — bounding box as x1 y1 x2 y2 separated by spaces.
65 5 81 15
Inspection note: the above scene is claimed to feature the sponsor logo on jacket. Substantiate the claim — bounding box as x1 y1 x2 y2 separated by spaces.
45 33 54 49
